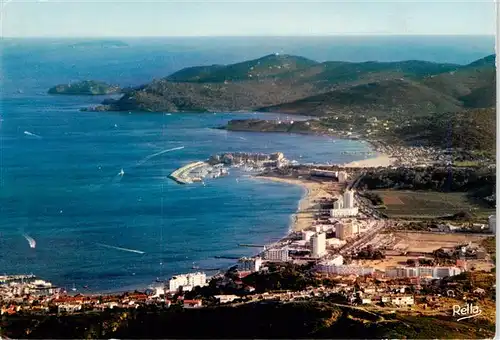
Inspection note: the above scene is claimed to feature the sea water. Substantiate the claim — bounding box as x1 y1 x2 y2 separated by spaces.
0 36 493 292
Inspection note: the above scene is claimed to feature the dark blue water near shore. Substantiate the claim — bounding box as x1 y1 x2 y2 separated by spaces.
0 36 494 293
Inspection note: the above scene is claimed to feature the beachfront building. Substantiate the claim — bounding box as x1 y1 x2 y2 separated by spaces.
311 169 337 178
168 272 207 293
385 266 462 279
310 233 326 258
489 214 496 234
238 257 263 272
263 246 290 262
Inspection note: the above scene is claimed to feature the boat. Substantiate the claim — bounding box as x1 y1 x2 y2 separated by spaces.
71 284 77 292
119 169 125 176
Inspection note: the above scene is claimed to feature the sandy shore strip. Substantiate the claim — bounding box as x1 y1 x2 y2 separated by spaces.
253 176 336 232
340 153 396 168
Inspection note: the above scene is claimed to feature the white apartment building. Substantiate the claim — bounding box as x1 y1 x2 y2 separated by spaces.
343 190 355 209
385 266 462 279
330 190 358 217
310 232 327 258
264 247 290 262
489 214 496 234
316 264 374 276
168 272 207 293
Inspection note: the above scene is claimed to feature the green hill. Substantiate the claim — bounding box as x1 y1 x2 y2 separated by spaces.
87 54 494 116
260 79 463 118
166 54 319 83
394 107 496 153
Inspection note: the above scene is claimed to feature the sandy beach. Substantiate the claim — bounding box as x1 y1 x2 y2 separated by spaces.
254 176 339 232
340 153 395 168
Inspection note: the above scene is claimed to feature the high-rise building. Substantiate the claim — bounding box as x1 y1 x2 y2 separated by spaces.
489 214 496 234
310 232 326 258
264 247 289 262
343 190 355 209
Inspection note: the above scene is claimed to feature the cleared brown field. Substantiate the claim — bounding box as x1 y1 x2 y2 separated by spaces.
372 190 494 219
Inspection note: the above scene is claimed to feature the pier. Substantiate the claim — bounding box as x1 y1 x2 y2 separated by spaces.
168 161 207 184
238 244 265 248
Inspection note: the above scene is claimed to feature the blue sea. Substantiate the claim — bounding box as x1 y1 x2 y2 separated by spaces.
0 36 494 293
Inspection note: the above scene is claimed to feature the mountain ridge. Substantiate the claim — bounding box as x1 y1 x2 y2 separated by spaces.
82 53 495 117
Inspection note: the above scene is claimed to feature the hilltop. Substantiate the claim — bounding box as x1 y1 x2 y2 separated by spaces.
90 54 494 115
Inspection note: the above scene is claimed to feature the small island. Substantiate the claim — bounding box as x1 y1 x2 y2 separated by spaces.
48 80 122 95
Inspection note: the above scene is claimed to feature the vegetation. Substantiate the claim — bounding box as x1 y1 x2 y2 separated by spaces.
2 300 495 339
92 54 494 119
242 263 318 293
352 245 385 260
359 166 495 207
48 80 121 95
394 108 496 154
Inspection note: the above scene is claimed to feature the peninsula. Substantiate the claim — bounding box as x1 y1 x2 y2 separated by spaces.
48 80 122 95
85 53 494 117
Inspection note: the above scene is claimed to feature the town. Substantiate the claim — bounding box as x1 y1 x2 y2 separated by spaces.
1 161 495 326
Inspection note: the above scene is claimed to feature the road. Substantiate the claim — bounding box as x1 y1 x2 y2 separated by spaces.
339 219 389 255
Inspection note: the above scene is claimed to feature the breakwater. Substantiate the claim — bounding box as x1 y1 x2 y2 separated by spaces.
168 161 207 184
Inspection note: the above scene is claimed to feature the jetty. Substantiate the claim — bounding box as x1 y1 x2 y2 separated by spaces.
168 161 207 184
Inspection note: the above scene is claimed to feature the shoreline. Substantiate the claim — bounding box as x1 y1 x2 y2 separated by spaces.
340 153 396 168
252 176 336 233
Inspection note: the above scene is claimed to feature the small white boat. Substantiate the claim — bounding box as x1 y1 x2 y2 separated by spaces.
119 169 125 176
71 284 77 292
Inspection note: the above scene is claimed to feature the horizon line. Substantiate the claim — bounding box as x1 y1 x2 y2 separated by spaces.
1 34 495 39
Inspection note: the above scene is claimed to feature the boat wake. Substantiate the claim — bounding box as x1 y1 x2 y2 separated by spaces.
24 131 42 139
22 234 36 248
136 146 185 166
96 243 145 254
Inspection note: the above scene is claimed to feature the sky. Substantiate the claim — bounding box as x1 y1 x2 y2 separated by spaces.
1 0 497 37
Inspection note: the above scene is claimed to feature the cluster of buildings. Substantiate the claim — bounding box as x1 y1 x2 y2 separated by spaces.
310 169 349 183
168 272 207 293
385 266 463 279
330 189 359 218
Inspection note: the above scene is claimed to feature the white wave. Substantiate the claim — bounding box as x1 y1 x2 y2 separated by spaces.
24 131 42 139
22 234 36 248
96 243 145 254
136 146 185 166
